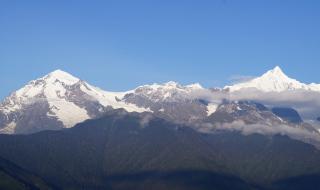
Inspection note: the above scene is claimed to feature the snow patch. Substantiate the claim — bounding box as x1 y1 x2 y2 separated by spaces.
0 122 16 134
80 83 150 113
44 81 90 128
207 103 218 116
15 82 43 98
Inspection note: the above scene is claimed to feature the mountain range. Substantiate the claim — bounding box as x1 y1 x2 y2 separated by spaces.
1 66 319 135
1 66 320 189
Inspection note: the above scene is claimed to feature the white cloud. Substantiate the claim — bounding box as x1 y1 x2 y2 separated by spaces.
227 89 320 120
189 88 320 121
199 120 320 149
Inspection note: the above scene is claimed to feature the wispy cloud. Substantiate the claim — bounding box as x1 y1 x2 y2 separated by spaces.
189 88 320 121
199 120 320 149
227 89 320 120
228 75 256 84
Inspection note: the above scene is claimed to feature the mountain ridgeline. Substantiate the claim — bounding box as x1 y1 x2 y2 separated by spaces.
1 67 320 189
1 66 320 135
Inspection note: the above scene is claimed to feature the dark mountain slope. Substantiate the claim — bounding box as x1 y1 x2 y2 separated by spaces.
0 156 53 190
271 107 303 124
272 173 320 190
203 132 320 185
0 111 251 189
0 110 320 189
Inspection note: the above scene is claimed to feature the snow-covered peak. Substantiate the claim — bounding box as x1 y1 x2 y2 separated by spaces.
164 81 180 87
269 66 284 74
11 70 81 101
0 70 150 133
162 81 204 90
186 83 204 90
135 81 176 91
225 66 316 92
43 69 80 85
136 81 203 91
132 81 204 102
261 66 290 80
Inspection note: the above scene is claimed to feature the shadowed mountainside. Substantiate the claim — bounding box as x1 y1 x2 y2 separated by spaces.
0 110 319 189
0 156 53 190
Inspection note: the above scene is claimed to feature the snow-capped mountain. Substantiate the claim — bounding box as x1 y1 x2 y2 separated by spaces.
0 70 148 134
122 81 216 124
224 66 320 92
1 67 319 135
126 81 204 102
0 70 217 134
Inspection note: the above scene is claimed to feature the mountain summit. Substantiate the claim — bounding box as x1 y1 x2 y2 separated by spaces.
0 70 148 134
225 66 320 92
45 69 80 85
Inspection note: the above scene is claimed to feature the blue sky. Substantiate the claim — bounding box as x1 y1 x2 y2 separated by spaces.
1 0 320 99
